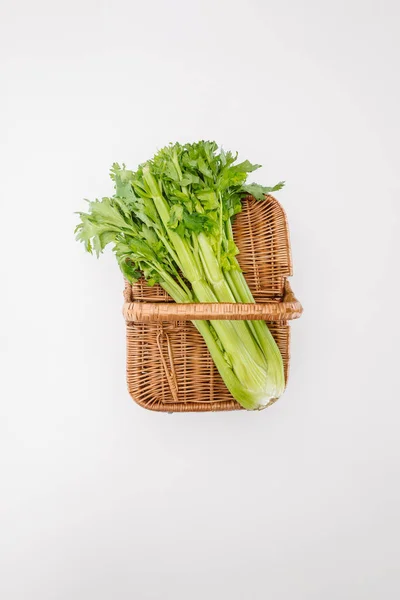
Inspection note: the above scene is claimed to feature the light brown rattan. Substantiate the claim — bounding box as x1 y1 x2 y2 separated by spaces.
123 280 302 323
123 195 302 412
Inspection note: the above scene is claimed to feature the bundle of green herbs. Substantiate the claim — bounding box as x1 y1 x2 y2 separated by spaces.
75 141 285 409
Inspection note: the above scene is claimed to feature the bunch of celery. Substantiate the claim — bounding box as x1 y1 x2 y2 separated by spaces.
75 141 285 409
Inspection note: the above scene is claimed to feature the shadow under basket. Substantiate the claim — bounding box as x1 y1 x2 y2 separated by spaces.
123 195 303 412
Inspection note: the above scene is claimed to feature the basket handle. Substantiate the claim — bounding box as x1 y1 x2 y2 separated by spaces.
123 280 302 323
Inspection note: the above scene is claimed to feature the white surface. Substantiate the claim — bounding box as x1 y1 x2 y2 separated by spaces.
1 1 400 598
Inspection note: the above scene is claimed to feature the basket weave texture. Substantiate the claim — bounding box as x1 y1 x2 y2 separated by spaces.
123 195 302 412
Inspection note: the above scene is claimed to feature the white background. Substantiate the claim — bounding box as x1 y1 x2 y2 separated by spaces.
1 1 400 598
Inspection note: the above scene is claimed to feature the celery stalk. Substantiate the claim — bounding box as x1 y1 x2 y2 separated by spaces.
75 141 286 409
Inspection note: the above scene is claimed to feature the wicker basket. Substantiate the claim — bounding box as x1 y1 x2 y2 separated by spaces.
123 196 302 412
